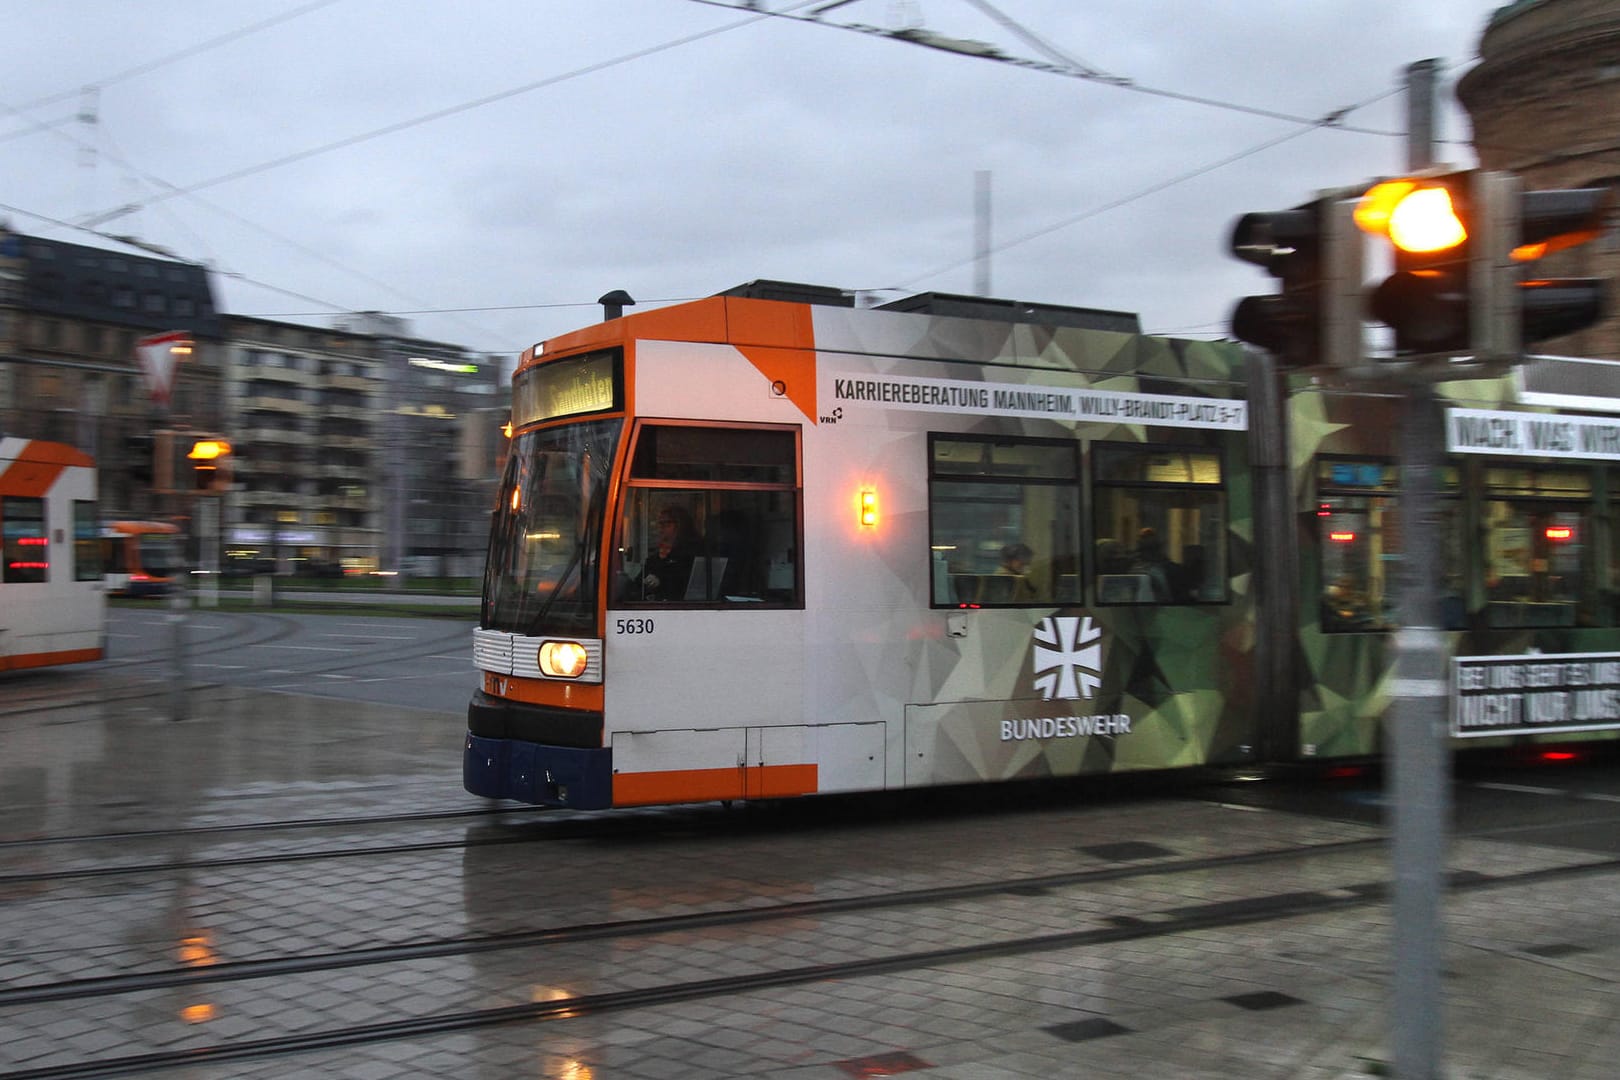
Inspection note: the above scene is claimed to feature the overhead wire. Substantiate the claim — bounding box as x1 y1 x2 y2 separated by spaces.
7 2 1489 345
79 1 820 224
684 0 1403 137
958 0 1122 82
7 0 347 113
9 3 819 348
883 122 1326 296
883 78 1410 295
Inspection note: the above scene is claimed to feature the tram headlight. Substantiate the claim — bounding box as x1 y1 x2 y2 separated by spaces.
538 640 590 679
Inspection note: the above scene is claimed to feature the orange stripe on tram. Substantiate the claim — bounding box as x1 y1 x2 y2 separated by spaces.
2 647 104 672
613 763 818 807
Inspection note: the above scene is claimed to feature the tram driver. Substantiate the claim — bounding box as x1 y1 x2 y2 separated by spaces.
641 505 701 601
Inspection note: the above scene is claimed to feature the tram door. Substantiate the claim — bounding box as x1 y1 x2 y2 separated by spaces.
603 422 811 805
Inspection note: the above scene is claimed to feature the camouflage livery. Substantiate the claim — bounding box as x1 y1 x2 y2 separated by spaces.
1291 364 1620 758
801 308 1258 783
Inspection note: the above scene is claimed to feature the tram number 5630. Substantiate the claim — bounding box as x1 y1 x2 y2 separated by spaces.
615 618 656 636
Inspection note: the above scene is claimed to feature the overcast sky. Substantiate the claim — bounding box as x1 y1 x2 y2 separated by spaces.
3 1 1503 361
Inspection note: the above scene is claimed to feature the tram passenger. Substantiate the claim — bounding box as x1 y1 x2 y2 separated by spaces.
641 506 700 601
1095 537 1129 574
1133 527 1179 602
996 542 1040 602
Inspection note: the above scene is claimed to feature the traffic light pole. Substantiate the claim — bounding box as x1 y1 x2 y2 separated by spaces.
1389 59 1446 1080
1229 58 1610 1080
1389 383 1449 1080
158 426 191 723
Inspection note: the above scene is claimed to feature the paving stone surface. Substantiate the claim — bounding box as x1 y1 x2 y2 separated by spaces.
2 676 1617 1078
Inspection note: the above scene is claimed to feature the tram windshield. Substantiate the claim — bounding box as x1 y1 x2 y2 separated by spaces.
137 534 181 576
482 418 622 635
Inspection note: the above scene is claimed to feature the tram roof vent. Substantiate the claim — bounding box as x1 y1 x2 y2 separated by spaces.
718 280 856 307
598 290 634 321
878 291 1141 334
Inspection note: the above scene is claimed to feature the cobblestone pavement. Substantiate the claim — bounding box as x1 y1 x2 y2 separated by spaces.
1 674 1616 1079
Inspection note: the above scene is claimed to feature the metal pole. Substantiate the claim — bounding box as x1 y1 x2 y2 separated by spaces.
167 474 190 722
1390 57 1447 1080
168 578 190 721
1390 384 1450 1079
974 170 992 297
1406 59 1438 172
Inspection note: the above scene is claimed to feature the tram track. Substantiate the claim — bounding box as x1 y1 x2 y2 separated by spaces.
11 784 1620 888
107 608 304 666
110 608 474 686
0 803 549 852
0 801 701 881
0 832 1385 1005
6 844 1618 1079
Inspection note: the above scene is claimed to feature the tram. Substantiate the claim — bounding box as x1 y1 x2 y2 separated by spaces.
101 519 182 597
466 281 1620 809
0 437 105 672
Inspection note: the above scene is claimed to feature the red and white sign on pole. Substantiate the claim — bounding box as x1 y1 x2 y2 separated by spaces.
135 331 192 408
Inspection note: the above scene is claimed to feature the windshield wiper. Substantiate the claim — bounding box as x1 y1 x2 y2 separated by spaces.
524 539 587 637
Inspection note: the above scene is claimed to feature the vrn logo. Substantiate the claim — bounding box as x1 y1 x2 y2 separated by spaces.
1032 616 1102 701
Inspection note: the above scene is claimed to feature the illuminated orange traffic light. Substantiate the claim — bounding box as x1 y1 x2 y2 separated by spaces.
186 437 232 493
1356 169 1609 357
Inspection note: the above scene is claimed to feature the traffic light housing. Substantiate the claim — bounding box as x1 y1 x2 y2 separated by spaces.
1356 169 1611 359
126 431 176 491
126 433 154 486
1228 189 1364 369
186 436 232 494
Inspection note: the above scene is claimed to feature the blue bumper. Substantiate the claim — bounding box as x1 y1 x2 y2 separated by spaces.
463 733 614 809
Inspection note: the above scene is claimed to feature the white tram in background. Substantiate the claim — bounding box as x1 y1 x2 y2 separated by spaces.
466 281 1620 810
0 437 105 672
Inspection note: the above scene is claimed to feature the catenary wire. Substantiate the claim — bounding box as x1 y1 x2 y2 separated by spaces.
77 1 823 224
1 1 346 115
684 0 1404 138
4 7 819 346
883 76 1407 297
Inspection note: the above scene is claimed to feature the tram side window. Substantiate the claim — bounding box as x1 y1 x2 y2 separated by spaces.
2 497 48 584
1315 459 1463 632
1092 445 1227 605
73 501 100 581
1484 466 1593 629
928 435 1081 607
614 424 801 606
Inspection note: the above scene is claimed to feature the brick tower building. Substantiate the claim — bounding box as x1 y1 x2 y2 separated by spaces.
1457 0 1620 360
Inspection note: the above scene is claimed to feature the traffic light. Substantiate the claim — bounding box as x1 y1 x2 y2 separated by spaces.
125 431 176 490
1227 189 1364 369
186 436 232 494
1356 169 1611 359
126 433 154 485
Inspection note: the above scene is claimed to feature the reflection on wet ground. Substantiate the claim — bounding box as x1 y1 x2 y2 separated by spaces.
3 672 1620 1079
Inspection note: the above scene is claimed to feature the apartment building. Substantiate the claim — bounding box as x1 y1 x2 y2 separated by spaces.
221 316 384 574
1 226 507 580
0 227 225 522
335 313 506 579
